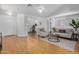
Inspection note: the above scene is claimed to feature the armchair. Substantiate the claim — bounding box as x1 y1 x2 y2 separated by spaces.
36 27 49 37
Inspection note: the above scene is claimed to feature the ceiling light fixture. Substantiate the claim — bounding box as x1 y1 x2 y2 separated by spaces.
27 4 32 7
37 6 45 13
26 4 45 13
7 12 12 16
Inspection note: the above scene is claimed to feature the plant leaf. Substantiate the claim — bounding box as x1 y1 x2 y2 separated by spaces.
69 23 75 28
73 19 76 24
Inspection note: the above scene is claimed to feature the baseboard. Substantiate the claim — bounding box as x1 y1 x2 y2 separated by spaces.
3 35 16 37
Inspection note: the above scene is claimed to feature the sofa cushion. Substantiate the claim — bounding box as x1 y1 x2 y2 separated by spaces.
55 32 72 38
66 29 73 33
59 29 66 33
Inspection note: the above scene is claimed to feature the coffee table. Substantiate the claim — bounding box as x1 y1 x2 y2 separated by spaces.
48 33 60 42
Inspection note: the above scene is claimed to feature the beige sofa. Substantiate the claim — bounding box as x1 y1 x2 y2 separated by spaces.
35 26 73 39
52 27 73 39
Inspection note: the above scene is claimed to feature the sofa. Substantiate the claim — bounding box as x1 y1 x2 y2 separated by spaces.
35 25 74 39
52 27 74 39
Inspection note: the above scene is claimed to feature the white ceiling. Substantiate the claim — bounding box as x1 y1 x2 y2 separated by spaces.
0 4 79 17
50 4 79 17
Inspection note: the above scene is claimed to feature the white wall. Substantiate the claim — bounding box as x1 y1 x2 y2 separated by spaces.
16 14 28 37
54 14 79 28
0 14 49 37
48 14 79 30
0 14 16 36
24 16 48 32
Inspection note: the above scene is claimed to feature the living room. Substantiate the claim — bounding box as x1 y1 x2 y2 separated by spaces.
0 4 79 54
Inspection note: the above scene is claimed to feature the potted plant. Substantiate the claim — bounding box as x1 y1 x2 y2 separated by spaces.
69 19 79 33
52 27 56 32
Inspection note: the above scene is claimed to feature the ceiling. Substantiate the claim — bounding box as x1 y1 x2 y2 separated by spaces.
0 4 79 17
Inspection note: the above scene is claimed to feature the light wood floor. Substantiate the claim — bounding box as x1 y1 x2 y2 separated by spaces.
1 34 79 54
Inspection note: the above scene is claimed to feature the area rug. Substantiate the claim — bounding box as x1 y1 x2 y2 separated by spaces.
40 38 77 51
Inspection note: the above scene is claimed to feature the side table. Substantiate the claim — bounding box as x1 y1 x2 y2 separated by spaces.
71 32 79 41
